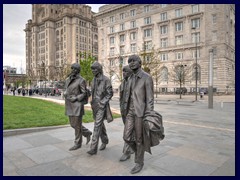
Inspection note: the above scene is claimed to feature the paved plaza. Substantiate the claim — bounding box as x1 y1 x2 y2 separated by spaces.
3 94 235 176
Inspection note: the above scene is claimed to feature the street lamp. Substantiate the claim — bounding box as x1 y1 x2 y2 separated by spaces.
192 27 198 101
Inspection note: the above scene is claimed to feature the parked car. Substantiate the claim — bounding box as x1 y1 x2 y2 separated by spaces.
175 87 187 94
200 88 208 94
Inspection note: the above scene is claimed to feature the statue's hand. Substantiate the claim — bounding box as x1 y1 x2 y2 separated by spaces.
68 96 77 102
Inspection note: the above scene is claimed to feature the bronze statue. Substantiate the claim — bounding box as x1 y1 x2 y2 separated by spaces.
64 63 92 151
119 65 134 161
123 55 154 174
87 61 113 155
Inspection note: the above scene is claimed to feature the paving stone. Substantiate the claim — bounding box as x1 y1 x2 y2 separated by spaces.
17 161 81 176
168 144 229 167
3 137 33 153
3 156 20 176
22 134 63 146
151 154 217 176
4 151 36 169
21 145 72 164
209 156 235 176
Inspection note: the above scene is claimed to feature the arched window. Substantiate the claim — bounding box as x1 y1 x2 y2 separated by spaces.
161 67 168 82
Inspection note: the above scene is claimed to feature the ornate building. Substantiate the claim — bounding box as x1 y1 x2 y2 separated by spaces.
95 4 235 93
24 4 98 83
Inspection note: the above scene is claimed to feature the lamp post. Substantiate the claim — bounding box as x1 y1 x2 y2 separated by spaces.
192 27 198 101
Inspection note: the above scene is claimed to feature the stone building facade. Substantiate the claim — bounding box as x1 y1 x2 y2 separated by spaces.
24 4 98 82
95 4 235 93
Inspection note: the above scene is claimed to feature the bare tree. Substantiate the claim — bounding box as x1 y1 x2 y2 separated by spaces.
139 45 162 98
169 62 192 99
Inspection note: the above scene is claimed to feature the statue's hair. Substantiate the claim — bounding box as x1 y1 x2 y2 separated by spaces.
91 61 103 72
128 55 142 65
71 63 81 72
122 65 132 72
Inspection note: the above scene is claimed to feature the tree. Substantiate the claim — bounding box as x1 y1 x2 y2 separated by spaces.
169 62 192 99
78 51 95 87
139 45 162 98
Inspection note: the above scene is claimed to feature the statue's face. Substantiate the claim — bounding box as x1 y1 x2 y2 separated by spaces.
128 58 141 71
123 68 133 80
91 67 101 77
71 66 79 76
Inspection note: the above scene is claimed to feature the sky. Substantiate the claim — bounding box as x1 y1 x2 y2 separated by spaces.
3 4 105 74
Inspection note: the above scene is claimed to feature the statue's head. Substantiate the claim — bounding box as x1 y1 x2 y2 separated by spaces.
71 63 81 74
122 65 133 80
91 61 103 76
128 55 142 71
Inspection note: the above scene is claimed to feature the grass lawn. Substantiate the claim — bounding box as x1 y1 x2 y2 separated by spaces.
3 95 120 130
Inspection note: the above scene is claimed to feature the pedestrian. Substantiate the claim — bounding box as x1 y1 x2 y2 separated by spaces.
64 63 92 151
22 88 26 96
119 65 134 161
87 61 113 155
123 55 154 174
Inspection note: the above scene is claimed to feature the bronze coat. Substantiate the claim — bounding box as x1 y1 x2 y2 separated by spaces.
131 69 154 118
64 75 87 116
91 74 113 122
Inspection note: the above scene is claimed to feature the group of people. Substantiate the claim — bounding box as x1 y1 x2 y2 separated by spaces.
64 55 164 174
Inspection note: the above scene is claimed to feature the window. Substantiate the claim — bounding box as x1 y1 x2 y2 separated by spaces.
213 47 217 57
161 53 168 61
176 52 183 60
130 32 137 40
120 34 125 43
212 31 217 41
192 4 199 13
120 46 125 55
144 17 151 25
175 9 183 17
212 14 217 24
175 22 183 31
130 21 136 28
192 32 200 43
144 5 150 13
120 13 125 20
110 59 115 66
192 49 200 58
160 25 168 34
160 12 167 21
110 26 114 33
144 29 152 38
175 35 183 45
144 41 152 50
161 38 168 48
110 37 115 44
161 67 168 81
110 16 115 23
130 9 136 16
120 23 125 31
131 44 136 53
110 47 115 56
191 18 200 28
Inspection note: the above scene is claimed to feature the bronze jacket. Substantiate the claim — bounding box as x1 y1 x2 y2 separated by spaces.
64 75 87 116
91 74 113 122
131 69 154 118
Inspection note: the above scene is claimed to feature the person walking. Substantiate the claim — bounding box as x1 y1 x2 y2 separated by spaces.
87 61 113 155
64 63 92 151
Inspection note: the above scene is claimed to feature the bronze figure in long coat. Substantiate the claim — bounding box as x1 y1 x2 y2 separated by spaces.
64 63 92 151
119 65 134 161
87 61 113 155
123 55 154 174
